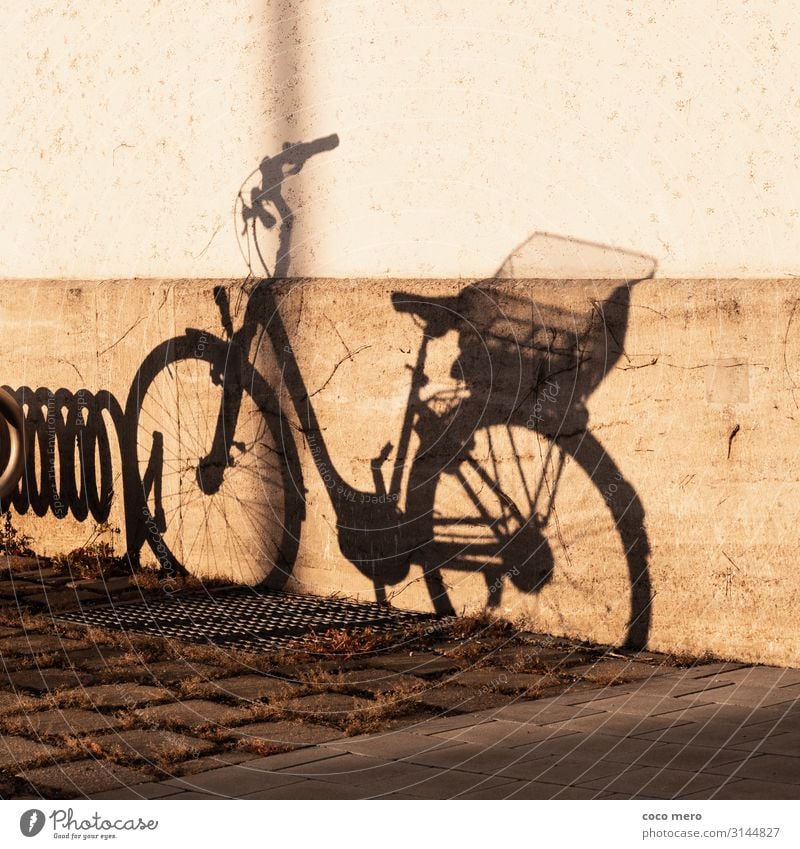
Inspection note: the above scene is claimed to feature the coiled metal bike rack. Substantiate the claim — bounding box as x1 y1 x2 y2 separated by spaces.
0 387 24 501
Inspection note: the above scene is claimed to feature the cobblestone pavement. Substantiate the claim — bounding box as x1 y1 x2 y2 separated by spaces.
1 555 798 799
95 664 800 800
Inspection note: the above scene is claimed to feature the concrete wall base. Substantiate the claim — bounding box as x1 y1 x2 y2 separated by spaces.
2 276 798 665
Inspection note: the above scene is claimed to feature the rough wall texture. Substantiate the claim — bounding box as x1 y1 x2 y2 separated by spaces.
3 3 799 666
2 276 799 666
2 1 799 279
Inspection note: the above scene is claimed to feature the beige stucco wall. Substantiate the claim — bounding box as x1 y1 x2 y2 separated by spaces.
2 1 800 280
2 276 799 666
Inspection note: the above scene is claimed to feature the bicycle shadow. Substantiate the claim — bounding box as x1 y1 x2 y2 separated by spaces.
2 134 656 651
136 137 657 649
389 234 656 648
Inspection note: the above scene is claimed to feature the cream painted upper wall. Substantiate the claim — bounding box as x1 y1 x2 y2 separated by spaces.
2 1 799 278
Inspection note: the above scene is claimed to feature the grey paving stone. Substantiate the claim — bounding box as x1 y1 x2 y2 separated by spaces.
322 730 462 760
678 682 800 708
382 710 476 733
396 740 543 777
9 563 60 578
480 645 580 669
682 778 800 800
743 711 800 735
447 667 558 693
240 779 366 800
432 718 582 748
468 732 612 763
283 692 373 716
239 747 345 771
374 792 428 800
444 667 508 688
0 581 45 597
700 753 800 784
511 732 670 767
171 752 259 778
274 751 510 798
578 765 730 798
495 672 560 693
23 708 121 736
23 589 103 609
636 719 786 749
409 711 497 734
20 760 153 795
9 668 91 693
543 712 693 738
365 652 460 677
0 634 87 655
73 577 137 594
554 685 638 706
396 768 519 799
654 701 775 725
328 669 424 695
75 683 169 709
730 730 800 755
67 645 130 670
230 719 343 746
272 751 422 783
413 684 510 713
488 700 616 726
0 735 56 769
140 661 222 685
635 678 738 699
156 791 225 800
604 740 749 773
135 699 250 729
503 754 635 786
93 729 216 762
573 692 714 718
204 674 301 702
457 780 611 800
677 663 752 679
569 658 667 683
161 764 304 797
90 781 181 800
707 666 800 686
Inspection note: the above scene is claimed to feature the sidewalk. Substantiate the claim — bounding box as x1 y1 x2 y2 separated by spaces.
94 663 800 800
3 555 799 800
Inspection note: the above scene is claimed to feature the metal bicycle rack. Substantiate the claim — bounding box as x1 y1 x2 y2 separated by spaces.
0 387 24 501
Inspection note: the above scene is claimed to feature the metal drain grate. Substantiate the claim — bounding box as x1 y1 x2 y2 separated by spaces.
57 588 439 651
